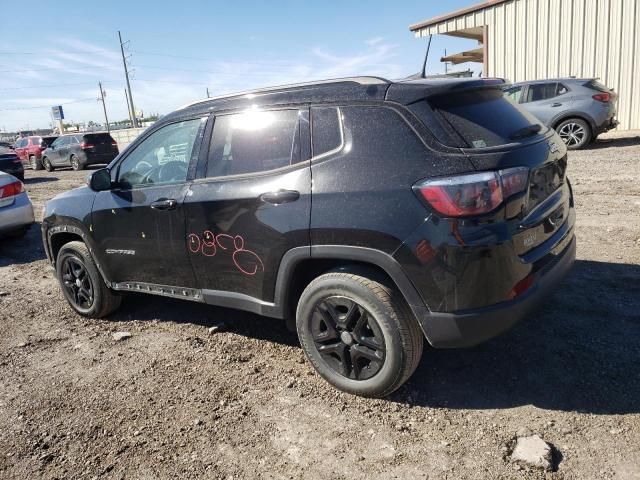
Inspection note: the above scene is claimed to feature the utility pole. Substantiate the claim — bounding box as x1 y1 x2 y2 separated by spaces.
206 87 210 98
444 49 448 74
118 31 138 128
124 89 133 126
98 82 110 133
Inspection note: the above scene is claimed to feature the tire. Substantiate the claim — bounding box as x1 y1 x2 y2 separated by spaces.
56 241 122 318
30 155 42 170
70 155 83 171
556 118 592 150
42 157 54 172
296 272 423 398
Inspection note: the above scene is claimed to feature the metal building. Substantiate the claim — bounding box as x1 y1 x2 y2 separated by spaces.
410 0 640 130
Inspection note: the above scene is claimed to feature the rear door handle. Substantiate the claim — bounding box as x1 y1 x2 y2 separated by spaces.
259 189 300 205
150 198 178 210
551 102 562 107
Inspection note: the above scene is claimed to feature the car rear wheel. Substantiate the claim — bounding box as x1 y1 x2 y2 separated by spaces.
42 157 54 172
56 241 122 318
30 155 42 170
556 118 591 150
296 272 423 398
70 155 82 171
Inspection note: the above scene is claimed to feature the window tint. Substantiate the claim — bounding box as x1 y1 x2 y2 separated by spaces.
311 107 343 157
86 133 114 144
69 136 80 144
56 137 69 146
524 83 558 102
557 83 568 95
117 118 203 188
206 109 299 178
426 88 544 148
504 85 524 103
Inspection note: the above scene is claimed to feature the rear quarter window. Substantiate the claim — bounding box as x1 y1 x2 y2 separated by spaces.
413 88 544 148
311 107 343 157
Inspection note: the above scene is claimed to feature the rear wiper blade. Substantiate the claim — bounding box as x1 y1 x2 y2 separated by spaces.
510 124 542 140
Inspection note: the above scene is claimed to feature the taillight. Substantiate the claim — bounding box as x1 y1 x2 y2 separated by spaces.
111 141 118 147
80 142 95 149
415 167 529 217
592 93 611 102
0 181 25 199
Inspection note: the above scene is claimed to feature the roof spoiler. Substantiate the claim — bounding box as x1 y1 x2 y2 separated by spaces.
386 78 508 104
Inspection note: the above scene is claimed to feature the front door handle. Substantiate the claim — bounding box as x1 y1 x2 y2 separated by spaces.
259 189 300 205
150 198 178 210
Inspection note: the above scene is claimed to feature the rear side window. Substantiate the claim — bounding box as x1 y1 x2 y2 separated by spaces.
206 109 300 178
418 88 544 148
311 107 343 157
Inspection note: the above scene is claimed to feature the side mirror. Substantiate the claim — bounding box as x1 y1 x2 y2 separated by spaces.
87 168 112 191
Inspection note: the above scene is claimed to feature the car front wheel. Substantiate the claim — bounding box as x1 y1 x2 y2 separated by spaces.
56 241 122 318
296 271 423 398
42 157 54 172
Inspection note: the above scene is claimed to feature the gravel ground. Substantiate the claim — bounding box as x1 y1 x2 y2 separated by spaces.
1 132 639 480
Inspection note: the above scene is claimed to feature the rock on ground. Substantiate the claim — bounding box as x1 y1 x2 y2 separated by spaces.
511 435 553 471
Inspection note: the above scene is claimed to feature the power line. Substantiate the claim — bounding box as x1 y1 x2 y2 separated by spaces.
0 97 97 112
0 81 115 91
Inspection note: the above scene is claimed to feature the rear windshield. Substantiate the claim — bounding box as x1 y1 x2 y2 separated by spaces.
84 133 114 144
585 80 610 92
413 88 544 148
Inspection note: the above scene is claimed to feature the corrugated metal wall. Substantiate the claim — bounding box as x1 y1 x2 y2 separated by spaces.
415 0 640 130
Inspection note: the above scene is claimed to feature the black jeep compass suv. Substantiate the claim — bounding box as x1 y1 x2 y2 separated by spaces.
42 76 575 397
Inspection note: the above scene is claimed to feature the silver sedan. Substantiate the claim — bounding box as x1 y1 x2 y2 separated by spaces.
0 172 34 237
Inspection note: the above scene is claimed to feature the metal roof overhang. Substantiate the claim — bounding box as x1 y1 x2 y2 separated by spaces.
441 46 484 64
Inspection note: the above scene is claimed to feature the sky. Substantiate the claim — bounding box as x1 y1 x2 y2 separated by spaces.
0 0 482 132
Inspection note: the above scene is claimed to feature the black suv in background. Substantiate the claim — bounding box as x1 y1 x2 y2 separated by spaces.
42 77 575 397
42 132 119 171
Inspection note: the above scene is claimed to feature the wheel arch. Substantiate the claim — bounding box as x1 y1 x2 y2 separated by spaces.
275 246 427 331
46 223 112 287
552 112 596 133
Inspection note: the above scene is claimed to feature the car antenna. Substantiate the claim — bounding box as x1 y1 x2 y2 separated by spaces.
421 34 433 78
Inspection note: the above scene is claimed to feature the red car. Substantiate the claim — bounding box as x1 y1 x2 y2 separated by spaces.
14 135 58 170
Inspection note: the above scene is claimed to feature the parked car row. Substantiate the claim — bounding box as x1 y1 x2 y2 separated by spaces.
3 132 120 177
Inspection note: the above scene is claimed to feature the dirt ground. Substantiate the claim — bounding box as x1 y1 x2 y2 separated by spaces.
1 132 639 480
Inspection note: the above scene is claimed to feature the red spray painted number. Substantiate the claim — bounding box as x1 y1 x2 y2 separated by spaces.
188 231 265 276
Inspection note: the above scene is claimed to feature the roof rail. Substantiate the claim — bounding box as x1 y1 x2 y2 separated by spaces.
178 76 390 110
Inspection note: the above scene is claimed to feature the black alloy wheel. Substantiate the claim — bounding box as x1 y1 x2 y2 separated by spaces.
311 296 386 381
61 255 94 310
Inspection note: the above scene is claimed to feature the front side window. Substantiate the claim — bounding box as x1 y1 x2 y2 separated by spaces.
524 83 558 103
206 109 300 178
117 118 203 188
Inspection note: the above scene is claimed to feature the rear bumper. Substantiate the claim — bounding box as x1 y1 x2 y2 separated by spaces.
0 192 35 234
416 233 576 348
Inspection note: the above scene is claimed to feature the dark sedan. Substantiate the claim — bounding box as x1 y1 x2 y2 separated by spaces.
0 146 24 181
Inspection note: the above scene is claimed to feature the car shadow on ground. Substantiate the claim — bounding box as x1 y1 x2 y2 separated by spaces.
394 259 640 415
105 259 640 415
588 134 640 149
0 222 47 266
23 176 59 184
